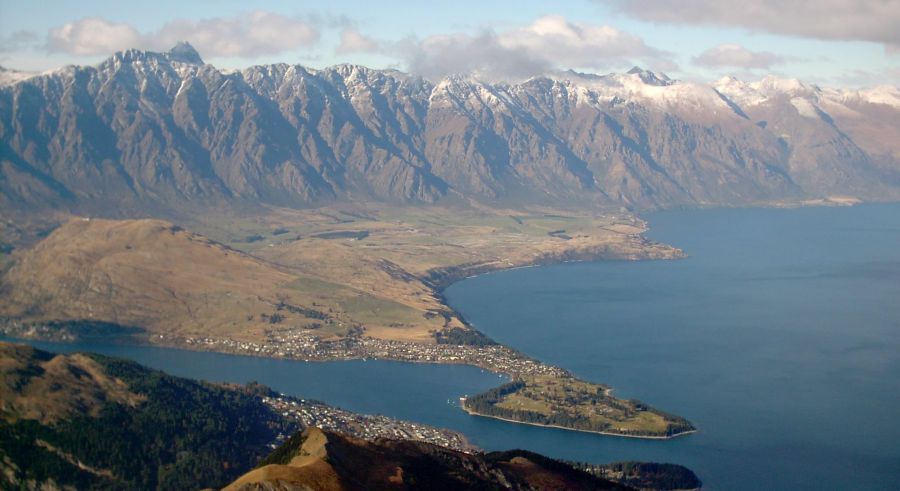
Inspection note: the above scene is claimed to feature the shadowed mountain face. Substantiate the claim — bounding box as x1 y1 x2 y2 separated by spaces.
1 43 899 215
223 427 632 491
0 342 294 490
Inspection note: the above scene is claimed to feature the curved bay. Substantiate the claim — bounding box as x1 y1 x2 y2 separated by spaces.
9 203 900 490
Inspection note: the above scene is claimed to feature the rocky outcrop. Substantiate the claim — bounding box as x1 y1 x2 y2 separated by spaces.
222 427 630 491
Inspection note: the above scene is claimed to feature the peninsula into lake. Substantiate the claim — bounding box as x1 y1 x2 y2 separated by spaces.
463 375 695 439
0 206 693 439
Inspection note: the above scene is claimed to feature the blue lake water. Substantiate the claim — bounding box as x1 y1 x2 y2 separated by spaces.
445 203 900 490
8 203 900 490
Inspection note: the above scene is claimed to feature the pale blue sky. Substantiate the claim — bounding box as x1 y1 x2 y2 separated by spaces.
1 0 897 86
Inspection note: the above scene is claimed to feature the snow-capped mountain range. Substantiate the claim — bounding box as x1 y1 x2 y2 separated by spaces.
2 42 899 214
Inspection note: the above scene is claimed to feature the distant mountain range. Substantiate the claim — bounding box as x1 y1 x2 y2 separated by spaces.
2 42 899 215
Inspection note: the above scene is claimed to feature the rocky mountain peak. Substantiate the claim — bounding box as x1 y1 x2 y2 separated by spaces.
167 41 204 65
626 66 672 86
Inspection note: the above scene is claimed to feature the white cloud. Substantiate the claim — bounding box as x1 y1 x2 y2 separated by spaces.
152 11 319 57
336 28 380 54
599 0 900 51
45 12 319 58
403 31 545 80
47 17 140 56
401 15 670 80
502 15 665 66
693 44 784 69
0 31 40 53
832 66 900 87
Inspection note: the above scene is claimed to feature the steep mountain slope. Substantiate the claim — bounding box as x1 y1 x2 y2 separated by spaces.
713 76 900 197
0 342 294 490
223 427 631 491
2 43 898 215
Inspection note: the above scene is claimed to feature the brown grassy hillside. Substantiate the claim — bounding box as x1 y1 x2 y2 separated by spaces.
0 343 143 424
0 217 450 343
223 427 631 491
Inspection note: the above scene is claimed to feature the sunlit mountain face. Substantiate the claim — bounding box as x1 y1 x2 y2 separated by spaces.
2 43 898 217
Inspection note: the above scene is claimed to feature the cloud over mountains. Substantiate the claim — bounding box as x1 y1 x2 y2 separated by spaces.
399 15 673 80
38 12 671 81
47 12 319 57
693 44 785 69
598 0 900 51
10 5 897 86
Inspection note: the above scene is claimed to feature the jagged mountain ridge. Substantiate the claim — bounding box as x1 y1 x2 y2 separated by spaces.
2 42 899 214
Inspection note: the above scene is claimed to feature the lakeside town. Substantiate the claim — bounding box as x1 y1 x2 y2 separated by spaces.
174 331 571 379
261 393 476 453
0 319 568 380
0 316 571 380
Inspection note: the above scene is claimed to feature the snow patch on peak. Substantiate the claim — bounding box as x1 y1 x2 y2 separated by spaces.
713 76 765 106
0 66 38 86
429 75 511 109
851 85 900 109
431 75 487 95
549 70 732 113
626 66 672 86
753 75 815 98
715 75 820 107
790 97 820 118
327 63 370 80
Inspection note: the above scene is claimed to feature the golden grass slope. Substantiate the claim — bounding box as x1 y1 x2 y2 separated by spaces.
0 217 451 344
0 342 143 424
222 428 342 491
0 205 681 346
1 218 296 341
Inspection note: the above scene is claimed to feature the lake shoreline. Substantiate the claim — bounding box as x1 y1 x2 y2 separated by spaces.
461 404 698 440
0 237 696 440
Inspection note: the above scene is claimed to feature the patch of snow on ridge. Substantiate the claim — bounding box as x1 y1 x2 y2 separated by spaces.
0 67 38 86
790 97 820 118
548 69 735 112
753 75 815 98
714 75 819 107
853 86 900 109
713 76 765 107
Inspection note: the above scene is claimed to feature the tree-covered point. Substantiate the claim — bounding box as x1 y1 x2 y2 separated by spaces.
465 380 610 432
572 461 703 490
464 378 695 438
434 326 497 346
0 352 297 490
